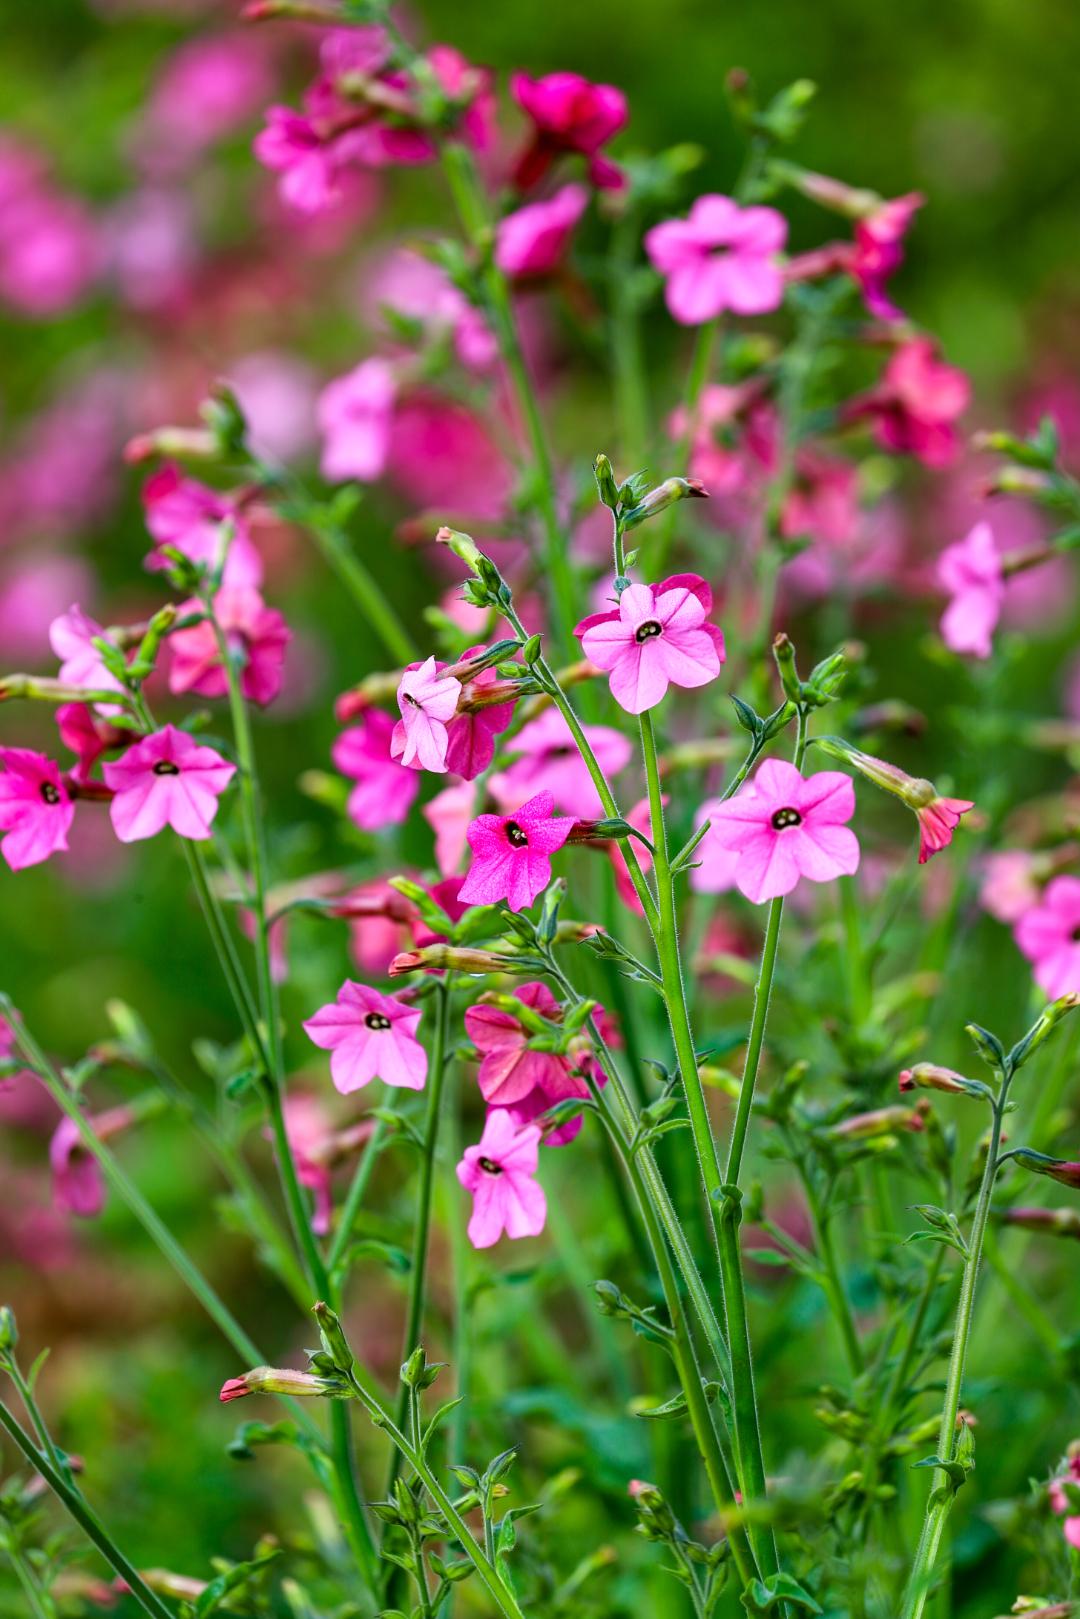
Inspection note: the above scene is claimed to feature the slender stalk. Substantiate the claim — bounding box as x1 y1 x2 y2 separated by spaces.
653 320 720 574
326 1118 391 1276
0 1399 175 1619
304 516 416 665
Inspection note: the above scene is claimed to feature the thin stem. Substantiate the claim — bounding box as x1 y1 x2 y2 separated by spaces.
653 320 720 574
305 516 416 665
6 1544 58 1619
800 1167 863 1377
326 1118 392 1276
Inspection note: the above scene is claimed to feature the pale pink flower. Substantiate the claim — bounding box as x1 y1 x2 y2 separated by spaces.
103 724 235 843
575 574 725 715
49 605 126 705
1015 877 1080 1000
690 793 748 894
317 358 397 483
489 708 631 818
278 1094 335 1236
645 195 787 325
303 981 427 1094
459 790 575 912
0 748 74 870
333 711 419 832
0 556 94 663
937 521 1004 659
226 351 319 463
168 586 290 707
495 183 589 278
707 759 859 904
105 188 198 311
456 1108 546 1248
364 249 496 372
847 338 970 468
143 464 262 588
980 851 1040 924
780 448 860 547
511 71 627 191
424 780 476 877
443 650 516 781
390 657 462 774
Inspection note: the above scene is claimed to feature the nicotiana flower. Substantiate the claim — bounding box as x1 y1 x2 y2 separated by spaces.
1049 1454 1080 1550
813 739 973 864
424 780 476 877
575 574 724 714
465 981 608 1147
489 708 631 818
0 748 75 870
333 710 419 832
443 649 516 781
1016 876 1080 1000
846 338 970 468
979 849 1041 924
391 656 462 773
303 980 427 1094
168 586 291 708
49 605 125 705
707 758 859 903
142 463 262 588
645 195 787 325
49 1105 135 1218
456 1107 547 1248
690 794 746 894
937 520 1004 659
510 71 627 191
495 183 589 278
458 790 575 912
56 703 124 784
103 724 236 843
317 357 397 483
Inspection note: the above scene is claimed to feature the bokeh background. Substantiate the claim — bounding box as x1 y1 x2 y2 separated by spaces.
4 1 1080 1613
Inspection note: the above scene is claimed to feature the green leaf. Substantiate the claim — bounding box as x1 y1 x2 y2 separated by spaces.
741 1572 822 1613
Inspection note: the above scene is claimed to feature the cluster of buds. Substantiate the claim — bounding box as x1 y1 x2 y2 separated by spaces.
773 633 859 712
594 452 708 535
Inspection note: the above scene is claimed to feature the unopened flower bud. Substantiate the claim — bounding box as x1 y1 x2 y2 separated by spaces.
899 1063 988 1100
772 633 801 703
621 476 708 531
1009 1149 1080 1190
436 525 485 574
593 453 620 510
388 945 525 976
218 1365 348 1402
313 1301 354 1373
831 1105 926 1139
0 1305 17 1353
1000 1206 1080 1240
123 427 219 465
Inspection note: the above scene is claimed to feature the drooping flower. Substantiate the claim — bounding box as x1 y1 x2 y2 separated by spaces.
317 357 397 483
913 794 976 864
1016 876 1080 1000
494 183 589 278
424 780 476 877
443 649 517 781
645 195 787 325
510 71 627 191
607 795 657 914
0 748 74 870
575 575 724 715
168 586 291 707
937 521 1004 660
390 657 462 774
458 790 575 912
812 740 973 864
849 192 924 321
142 464 262 588
846 338 970 468
707 758 859 904
103 725 235 843
333 710 419 832
456 1107 547 1248
489 707 632 818
303 981 427 1095
49 605 126 704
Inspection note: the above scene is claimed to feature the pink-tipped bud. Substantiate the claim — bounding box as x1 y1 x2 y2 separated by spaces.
1001 1206 1080 1240
899 1063 978 1096
123 427 219 465
388 945 523 977
831 1104 927 1139
218 1365 344 1402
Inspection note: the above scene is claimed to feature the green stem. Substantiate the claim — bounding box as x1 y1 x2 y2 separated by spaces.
653 319 719 574
305 517 416 665
0 1399 175 1619
326 1118 391 1277
7 1544 57 1619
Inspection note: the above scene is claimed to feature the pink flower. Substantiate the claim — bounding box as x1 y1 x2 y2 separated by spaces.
424 780 476 877
49 1104 133 1219
511 71 627 191
914 795 975 864
608 795 657 914
145 33 273 161
390 657 462 773
645 196 787 325
707 759 859 904
690 794 747 894
364 249 496 372
980 851 1040 924
1016 877 1080 1000
254 107 342 214
49 605 126 706
168 587 290 707
279 1094 335 1236
575 575 725 715
465 981 567 1108
142 464 262 588
459 790 575 912
490 708 631 818
103 724 235 843
0 187 98 317
780 449 860 547
303 980 427 1094
937 521 1004 659
456 1107 546 1248
56 702 124 783
333 711 419 832
1049 1456 1080 1551
317 358 397 483
0 748 74 870
495 183 589 278
443 649 516 781
850 193 923 322
847 339 970 468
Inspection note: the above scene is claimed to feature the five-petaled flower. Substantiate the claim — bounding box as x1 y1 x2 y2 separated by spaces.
317 357 398 484
391 656 463 774
707 758 859 903
458 790 575 912
489 708 631 818
333 709 419 832
303 980 427 1094
510 71 627 191
645 195 787 326
456 1107 547 1248
49 605 126 707
103 724 236 843
142 463 262 588
0 747 75 870
1016 876 1080 1001
575 574 725 715
846 338 970 468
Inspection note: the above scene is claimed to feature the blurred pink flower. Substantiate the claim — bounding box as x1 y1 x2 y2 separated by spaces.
456 1107 546 1248
511 71 627 191
333 710 419 832
607 795 656 914
144 34 274 162
847 338 970 468
49 1104 134 1218
390 657 462 773
980 850 1040 923
708 760 859 904
364 248 496 371
105 188 198 311
576 575 725 715
645 196 787 325
143 464 262 588
0 748 74 870
851 193 923 321
0 170 99 316
937 521 1004 659
781 448 860 547
103 724 235 843
279 1094 335 1236
459 790 575 912
303 980 427 1094
168 586 290 707
254 106 342 214
49 606 126 705
1015 876 1080 1000
424 780 475 877
690 795 745 895
317 358 397 483
387 392 514 523
1049 1455 1080 1550
489 708 631 818
495 183 589 278
226 351 319 463
0 557 94 663
55 703 125 784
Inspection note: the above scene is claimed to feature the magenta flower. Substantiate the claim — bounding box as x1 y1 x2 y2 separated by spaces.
511 71 627 191
707 759 859 904
49 1104 133 1219
914 794 975 865
465 981 567 1108
303 980 427 1095
490 708 631 818
391 657 462 774
1016 877 1080 1000
575 574 725 715
103 724 235 843
850 192 923 321
456 1107 547 1249
168 586 291 708
142 463 262 588
443 648 516 781
645 195 787 325
0 748 74 871
424 780 475 877
56 702 122 784
317 357 397 484
458 791 576 912
254 106 342 214
1050 1457 1080 1551
937 521 1004 660
333 710 419 832
847 338 970 468
49 605 125 704
495 183 589 278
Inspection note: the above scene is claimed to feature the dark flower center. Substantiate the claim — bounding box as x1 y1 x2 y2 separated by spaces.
404 693 420 708
39 782 61 805
634 619 663 644
478 1156 503 1175
771 806 802 831
1071 926 1080 943
152 760 181 776
364 1012 391 1031
505 820 529 848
